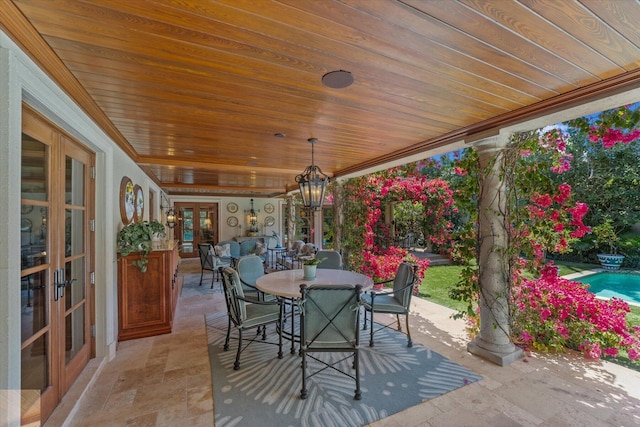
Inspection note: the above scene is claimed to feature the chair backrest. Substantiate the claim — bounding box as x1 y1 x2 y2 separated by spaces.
198 243 215 270
218 240 240 258
239 240 257 256
300 284 362 349
236 255 265 290
393 262 416 308
220 267 247 324
315 250 342 269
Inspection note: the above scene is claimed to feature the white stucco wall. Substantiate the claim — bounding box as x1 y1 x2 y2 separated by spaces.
0 29 163 425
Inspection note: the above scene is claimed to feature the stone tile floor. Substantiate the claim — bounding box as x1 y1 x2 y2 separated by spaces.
46 259 640 426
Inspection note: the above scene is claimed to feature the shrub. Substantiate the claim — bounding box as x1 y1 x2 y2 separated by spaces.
511 265 640 360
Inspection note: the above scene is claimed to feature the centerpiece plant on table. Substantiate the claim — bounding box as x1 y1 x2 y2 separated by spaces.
302 257 325 280
302 257 325 266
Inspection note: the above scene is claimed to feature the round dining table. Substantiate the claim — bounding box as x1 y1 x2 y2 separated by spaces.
255 268 373 298
256 268 373 354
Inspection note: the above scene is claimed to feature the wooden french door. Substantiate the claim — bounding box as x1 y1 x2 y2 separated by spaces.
175 203 219 258
20 107 94 424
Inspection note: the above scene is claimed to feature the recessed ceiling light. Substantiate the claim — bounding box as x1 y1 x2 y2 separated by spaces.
274 132 286 138
322 70 354 89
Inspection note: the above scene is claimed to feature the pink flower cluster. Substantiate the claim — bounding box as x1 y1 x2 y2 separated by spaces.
512 265 640 360
360 247 430 290
588 126 640 148
522 184 590 259
359 175 455 252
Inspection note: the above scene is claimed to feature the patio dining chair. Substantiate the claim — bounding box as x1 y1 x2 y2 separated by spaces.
216 240 240 266
220 267 283 370
197 243 231 289
299 283 363 400
236 255 275 302
315 249 342 269
362 262 417 347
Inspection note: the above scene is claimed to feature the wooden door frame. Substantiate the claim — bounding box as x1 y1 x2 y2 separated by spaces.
174 202 220 258
21 105 95 424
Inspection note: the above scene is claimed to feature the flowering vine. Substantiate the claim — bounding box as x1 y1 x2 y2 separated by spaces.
451 115 640 361
336 172 455 284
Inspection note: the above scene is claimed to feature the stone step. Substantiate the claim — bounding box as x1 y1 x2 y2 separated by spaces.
410 250 452 266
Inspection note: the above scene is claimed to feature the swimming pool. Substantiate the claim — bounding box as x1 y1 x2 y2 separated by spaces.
575 272 640 306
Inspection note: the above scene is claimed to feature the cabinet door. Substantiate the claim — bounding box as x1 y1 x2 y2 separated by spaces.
118 251 172 341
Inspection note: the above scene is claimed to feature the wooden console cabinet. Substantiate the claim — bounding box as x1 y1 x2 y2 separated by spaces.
117 241 181 341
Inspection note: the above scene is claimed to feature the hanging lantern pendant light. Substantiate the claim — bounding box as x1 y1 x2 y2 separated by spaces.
295 138 330 209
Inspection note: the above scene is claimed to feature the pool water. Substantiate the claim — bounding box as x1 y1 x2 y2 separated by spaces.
576 272 640 306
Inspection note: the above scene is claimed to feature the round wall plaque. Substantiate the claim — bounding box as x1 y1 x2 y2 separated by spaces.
133 184 144 223
264 203 275 214
227 216 238 227
119 176 135 224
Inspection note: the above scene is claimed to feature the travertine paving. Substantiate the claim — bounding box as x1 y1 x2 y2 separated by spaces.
46 259 640 427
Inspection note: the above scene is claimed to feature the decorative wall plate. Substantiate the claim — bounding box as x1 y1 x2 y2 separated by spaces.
119 176 135 224
264 216 275 227
227 216 238 227
226 202 238 213
264 202 275 214
133 184 144 223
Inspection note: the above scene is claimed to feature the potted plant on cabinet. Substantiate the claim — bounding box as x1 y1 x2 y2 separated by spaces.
593 219 625 270
117 220 166 272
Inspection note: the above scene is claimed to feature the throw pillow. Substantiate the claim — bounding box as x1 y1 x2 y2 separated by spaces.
214 245 223 256
254 242 264 255
219 243 231 258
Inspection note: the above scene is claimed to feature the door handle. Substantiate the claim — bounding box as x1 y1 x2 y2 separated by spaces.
53 268 74 300
54 269 59 301
54 268 66 301
61 278 77 298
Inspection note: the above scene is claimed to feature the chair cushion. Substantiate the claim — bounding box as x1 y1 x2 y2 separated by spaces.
362 294 407 314
300 243 315 255
241 303 280 329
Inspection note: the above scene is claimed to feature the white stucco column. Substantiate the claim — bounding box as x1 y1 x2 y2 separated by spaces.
467 135 523 366
0 47 23 426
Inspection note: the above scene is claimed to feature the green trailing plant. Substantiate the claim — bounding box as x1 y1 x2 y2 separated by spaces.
117 220 166 272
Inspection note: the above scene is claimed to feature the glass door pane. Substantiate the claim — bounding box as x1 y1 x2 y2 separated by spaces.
199 206 216 244
181 207 194 254
20 129 54 422
60 143 91 382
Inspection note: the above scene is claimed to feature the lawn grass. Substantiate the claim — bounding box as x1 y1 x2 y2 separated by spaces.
417 261 639 370
418 265 468 313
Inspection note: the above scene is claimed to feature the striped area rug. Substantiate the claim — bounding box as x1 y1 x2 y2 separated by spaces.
206 312 482 427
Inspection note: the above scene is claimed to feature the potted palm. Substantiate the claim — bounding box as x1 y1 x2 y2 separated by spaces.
117 220 166 272
593 219 625 270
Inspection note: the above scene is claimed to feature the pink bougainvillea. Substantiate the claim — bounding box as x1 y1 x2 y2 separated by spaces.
340 173 456 285
511 265 640 360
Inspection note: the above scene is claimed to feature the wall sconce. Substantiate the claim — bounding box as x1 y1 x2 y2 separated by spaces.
160 193 177 229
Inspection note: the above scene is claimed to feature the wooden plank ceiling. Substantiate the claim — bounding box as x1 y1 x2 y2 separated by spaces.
2 0 640 197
